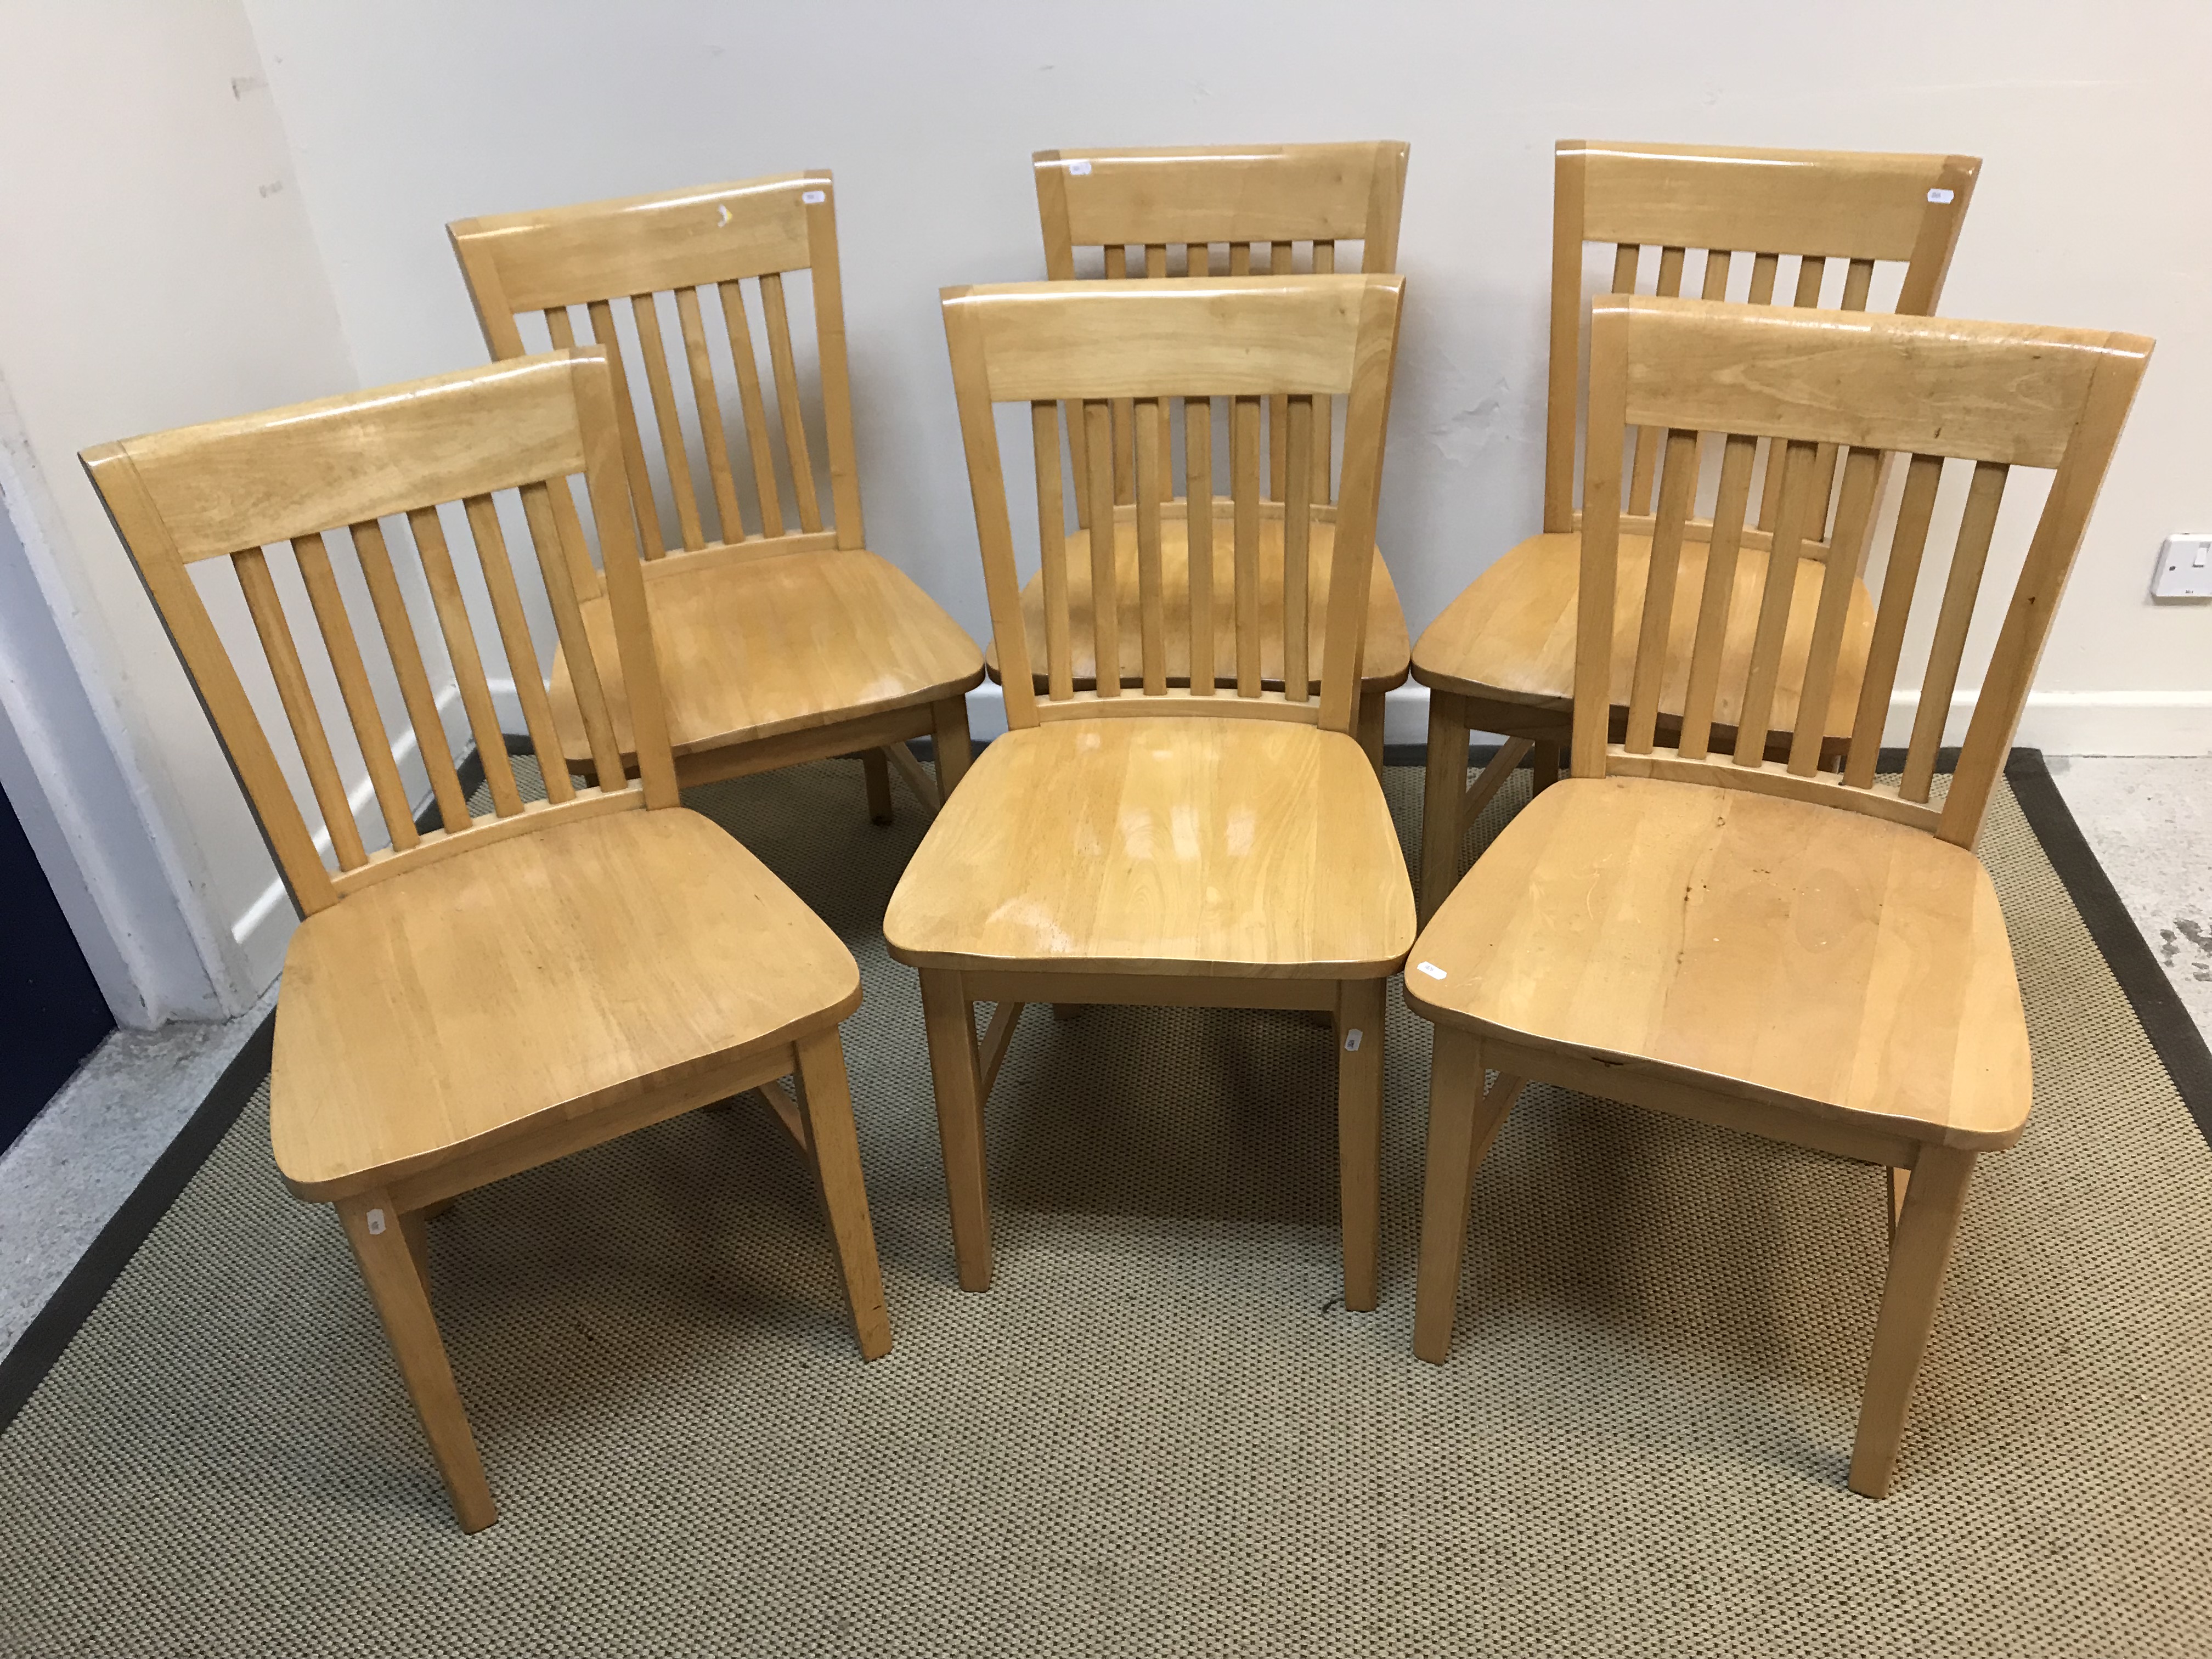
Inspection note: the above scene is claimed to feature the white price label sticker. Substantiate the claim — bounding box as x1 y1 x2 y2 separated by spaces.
366 1208 386 1235
1415 961 1447 980
1344 1029 1363 1053
802 190 826 205
1927 188 1954 204
1068 160 1092 176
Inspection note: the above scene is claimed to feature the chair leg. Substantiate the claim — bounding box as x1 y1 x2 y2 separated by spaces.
337 1190 496 1532
1356 690 1387 778
1413 1029 1526 1364
918 969 994 1290
932 694 973 800
1336 979 1386 1311
1849 1143 1976 1498
1419 691 1471 924
399 1207 431 1290
1530 739 1560 795
793 1029 893 1359
861 749 895 825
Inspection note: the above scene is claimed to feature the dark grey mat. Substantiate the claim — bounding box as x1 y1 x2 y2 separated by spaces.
2 757 2209 1656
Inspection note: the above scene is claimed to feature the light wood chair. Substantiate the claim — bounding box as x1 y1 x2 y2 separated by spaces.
983 143 1412 771
1406 295 2151 1495
449 171 983 821
82 347 893 1532
887 275 1416 1308
1414 140 1983 920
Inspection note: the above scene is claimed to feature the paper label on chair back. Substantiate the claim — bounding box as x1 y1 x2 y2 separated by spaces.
366 1209 386 1235
1344 1029 1363 1052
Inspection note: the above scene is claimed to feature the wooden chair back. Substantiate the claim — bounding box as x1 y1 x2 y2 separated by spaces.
1576 295 2150 847
1034 142 1408 518
942 275 1404 735
83 348 674 918
1548 141 1982 554
449 172 861 587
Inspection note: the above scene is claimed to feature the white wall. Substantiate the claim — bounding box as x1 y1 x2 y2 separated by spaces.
0 0 361 1014
245 0 2211 756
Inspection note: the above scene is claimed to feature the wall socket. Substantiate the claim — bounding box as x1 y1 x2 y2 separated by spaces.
2151 534 2212 600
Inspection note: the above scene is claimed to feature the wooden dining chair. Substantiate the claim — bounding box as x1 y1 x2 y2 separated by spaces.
1406 295 2151 1495
82 347 892 1532
1414 140 1982 920
449 171 984 821
986 143 1412 772
886 275 1415 1309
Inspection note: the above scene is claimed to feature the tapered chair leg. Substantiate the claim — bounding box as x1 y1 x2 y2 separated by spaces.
1420 691 1471 924
918 969 994 1290
338 1190 496 1532
1530 740 1560 795
862 749 895 825
932 695 973 800
793 1029 893 1359
1848 1143 1976 1497
1336 978 1386 1311
1413 1029 1525 1364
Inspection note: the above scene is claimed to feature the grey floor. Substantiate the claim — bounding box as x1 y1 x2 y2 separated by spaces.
0 755 2203 1372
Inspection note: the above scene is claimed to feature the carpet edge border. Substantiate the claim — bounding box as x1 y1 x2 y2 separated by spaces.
2005 746 2212 1148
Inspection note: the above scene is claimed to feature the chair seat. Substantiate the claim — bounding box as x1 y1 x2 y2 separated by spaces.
883 718 1415 979
271 807 861 1199
983 503 1410 696
549 546 985 766
1411 529 1874 741
1404 775 2030 1149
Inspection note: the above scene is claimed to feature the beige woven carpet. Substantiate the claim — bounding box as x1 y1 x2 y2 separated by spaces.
3 757 2210 1656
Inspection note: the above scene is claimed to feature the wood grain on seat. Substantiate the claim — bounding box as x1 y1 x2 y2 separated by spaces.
884 718 1413 980
1404 775 2029 1148
550 546 983 765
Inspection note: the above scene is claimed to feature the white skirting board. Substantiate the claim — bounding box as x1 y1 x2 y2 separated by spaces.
958 680 2212 755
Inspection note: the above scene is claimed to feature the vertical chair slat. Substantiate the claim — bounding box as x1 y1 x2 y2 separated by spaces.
1800 258 1883 549
1757 258 1831 533
1901 461 2009 803
1623 428 1699 753
1102 246 1134 505
628 293 706 552
1675 433 1759 761
1701 249 1733 301
1133 399 1169 697
1311 240 1338 504
461 494 575 805
759 272 823 534
674 285 746 544
716 281 787 540
1786 445 1884 775
1031 402 1074 702
349 518 471 832
538 309 608 600
1843 453 1946 788
1232 394 1262 696
1746 251 1780 306
1281 396 1314 703
1609 244 1643 507
584 298 667 558
1732 439 1821 766
517 481 626 789
1082 399 1120 697
1186 397 1215 695
1142 245 1174 468
1627 249 1688 516
234 546 369 871
1228 243 1251 276
1267 242 1295 504
407 505 522 817
291 532 418 852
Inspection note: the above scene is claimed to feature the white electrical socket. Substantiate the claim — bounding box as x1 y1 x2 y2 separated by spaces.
2151 534 2212 601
